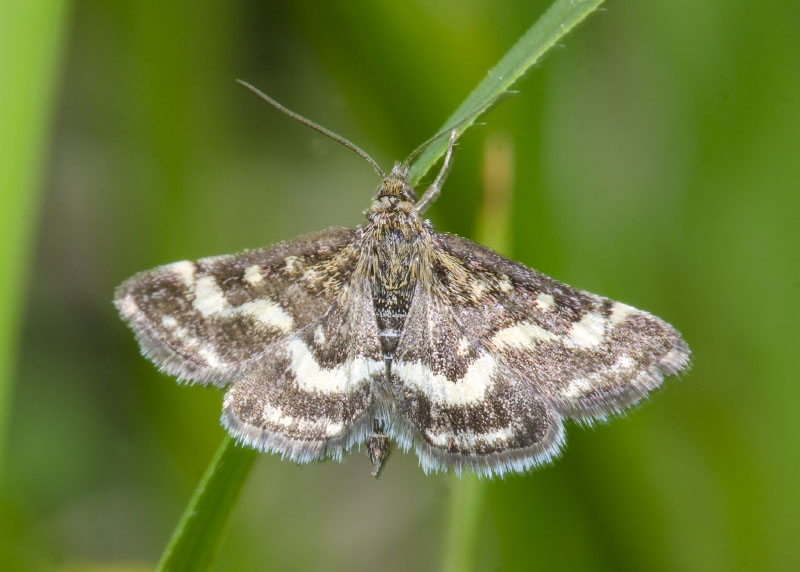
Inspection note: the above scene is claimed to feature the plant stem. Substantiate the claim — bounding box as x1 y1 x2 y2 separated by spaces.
442 474 487 572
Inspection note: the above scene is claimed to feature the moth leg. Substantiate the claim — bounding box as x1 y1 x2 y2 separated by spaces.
415 130 457 214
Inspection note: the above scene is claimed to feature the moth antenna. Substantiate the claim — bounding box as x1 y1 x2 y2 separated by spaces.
236 79 387 180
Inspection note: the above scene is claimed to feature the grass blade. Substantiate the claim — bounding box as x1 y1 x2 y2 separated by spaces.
0 0 71 476
408 0 604 185
156 436 256 572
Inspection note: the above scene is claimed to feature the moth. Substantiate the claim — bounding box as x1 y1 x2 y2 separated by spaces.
115 82 690 477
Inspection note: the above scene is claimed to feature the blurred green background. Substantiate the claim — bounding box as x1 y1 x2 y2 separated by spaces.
2 1 799 571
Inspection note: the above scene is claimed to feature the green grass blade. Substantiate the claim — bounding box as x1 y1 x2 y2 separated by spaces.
0 0 71 476
156 436 256 572
408 0 604 185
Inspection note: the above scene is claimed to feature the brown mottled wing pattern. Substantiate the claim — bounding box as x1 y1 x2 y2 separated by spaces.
221 279 384 462
390 233 690 476
115 227 358 386
115 227 385 462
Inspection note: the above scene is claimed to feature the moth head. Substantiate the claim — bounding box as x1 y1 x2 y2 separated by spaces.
375 163 417 203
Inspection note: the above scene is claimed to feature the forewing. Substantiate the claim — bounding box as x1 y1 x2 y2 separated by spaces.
221 279 385 462
114 227 360 386
431 233 691 421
